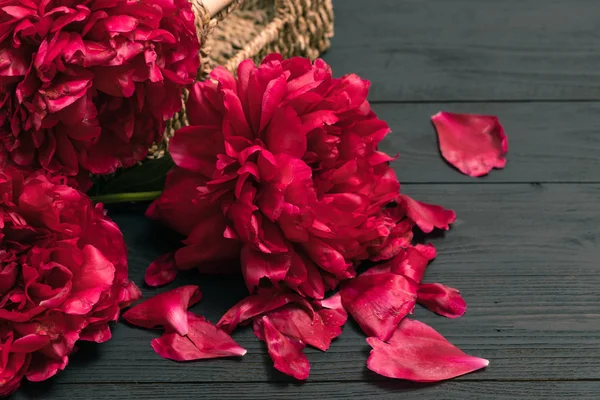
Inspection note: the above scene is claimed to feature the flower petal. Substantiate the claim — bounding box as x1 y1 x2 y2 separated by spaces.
389 244 437 284
217 289 312 334
258 316 310 380
432 111 507 177
145 252 178 287
340 271 417 341
60 245 116 315
367 319 489 381
417 283 467 318
398 194 456 233
122 286 201 335
151 312 246 361
264 106 307 158
259 300 345 352
241 245 291 292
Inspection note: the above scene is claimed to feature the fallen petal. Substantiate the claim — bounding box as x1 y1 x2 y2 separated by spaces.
417 283 467 318
217 289 313 334
398 194 456 233
151 312 246 361
432 111 507 177
259 316 310 380
340 271 417 341
145 253 178 287
122 286 202 336
389 244 437 284
367 319 489 381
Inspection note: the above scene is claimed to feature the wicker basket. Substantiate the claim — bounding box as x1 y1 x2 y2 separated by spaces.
148 0 334 159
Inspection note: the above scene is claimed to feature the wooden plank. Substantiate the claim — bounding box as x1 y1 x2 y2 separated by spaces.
374 102 600 183
44 184 600 384
15 381 600 400
324 0 600 101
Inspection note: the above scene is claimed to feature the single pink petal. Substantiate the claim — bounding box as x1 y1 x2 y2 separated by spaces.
264 106 307 158
145 252 178 287
259 316 310 380
169 126 224 173
303 237 350 275
11 334 51 353
241 245 291 292
389 244 437 284
432 111 507 177
122 286 202 335
398 194 456 233
367 319 489 381
340 271 417 341
217 289 313 334
417 283 467 318
60 245 115 315
260 299 345 352
151 312 246 361
119 281 143 308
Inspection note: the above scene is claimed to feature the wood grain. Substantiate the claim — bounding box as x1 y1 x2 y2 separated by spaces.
14 381 600 400
324 0 600 101
40 184 600 385
375 102 600 183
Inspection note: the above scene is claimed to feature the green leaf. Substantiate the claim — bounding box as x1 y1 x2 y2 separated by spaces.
97 154 174 195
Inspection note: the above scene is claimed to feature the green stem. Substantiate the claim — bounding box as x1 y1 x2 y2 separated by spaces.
91 191 163 204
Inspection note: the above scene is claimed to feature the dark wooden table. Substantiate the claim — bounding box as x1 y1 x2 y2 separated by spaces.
14 0 600 398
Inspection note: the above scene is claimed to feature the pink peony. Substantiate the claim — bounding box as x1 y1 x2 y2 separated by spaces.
144 55 485 382
0 167 141 396
146 54 401 295
0 0 201 185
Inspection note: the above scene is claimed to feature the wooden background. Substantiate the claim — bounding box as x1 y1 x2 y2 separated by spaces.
14 0 600 398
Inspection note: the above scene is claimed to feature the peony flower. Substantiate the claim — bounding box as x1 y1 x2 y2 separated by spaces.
0 167 141 396
146 54 401 296
144 55 486 382
0 0 201 184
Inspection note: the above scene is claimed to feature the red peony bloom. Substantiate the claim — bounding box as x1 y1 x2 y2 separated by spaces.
146 54 401 295
0 0 200 183
0 167 141 396
145 55 487 382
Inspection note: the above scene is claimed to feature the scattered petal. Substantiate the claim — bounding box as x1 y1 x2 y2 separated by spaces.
259 302 344 352
389 244 437 284
217 289 313 334
151 312 246 361
398 194 456 233
145 252 178 287
258 316 310 380
432 111 507 177
122 286 202 336
367 319 489 381
340 271 417 341
417 283 467 318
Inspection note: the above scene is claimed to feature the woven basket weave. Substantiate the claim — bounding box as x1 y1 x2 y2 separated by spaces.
147 0 334 159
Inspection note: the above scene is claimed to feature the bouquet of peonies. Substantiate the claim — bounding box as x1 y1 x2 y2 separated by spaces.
0 10 508 391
